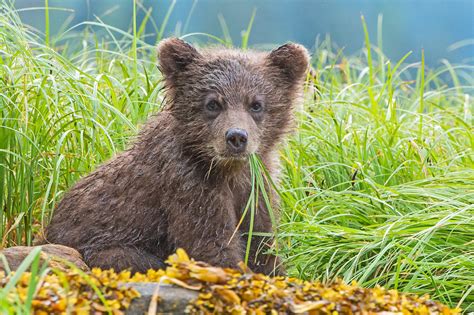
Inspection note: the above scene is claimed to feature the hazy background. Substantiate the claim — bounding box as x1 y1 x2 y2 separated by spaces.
13 0 474 65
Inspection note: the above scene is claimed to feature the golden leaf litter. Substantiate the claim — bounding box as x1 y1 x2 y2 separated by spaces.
0 248 461 314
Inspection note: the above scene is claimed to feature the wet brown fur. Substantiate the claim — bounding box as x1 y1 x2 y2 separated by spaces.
44 38 309 275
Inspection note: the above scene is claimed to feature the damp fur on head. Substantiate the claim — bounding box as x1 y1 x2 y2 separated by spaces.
156 38 310 169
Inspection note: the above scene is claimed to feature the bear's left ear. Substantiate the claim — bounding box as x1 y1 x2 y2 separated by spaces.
266 43 309 83
157 38 202 82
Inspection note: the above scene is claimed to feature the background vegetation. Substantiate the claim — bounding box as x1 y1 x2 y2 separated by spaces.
0 1 472 312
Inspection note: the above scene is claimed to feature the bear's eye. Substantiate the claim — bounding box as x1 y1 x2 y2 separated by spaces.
206 99 221 112
250 101 263 113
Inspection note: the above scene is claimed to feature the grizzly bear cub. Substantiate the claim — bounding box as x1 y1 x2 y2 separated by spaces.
44 38 309 275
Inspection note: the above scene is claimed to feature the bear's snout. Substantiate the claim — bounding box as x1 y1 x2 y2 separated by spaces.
225 128 248 154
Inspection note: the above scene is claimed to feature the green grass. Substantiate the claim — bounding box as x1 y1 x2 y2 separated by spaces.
278 35 473 311
0 2 473 312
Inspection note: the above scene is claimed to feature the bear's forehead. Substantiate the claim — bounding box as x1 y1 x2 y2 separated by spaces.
200 48 266 62
199 48 266 71
196 53 267 86
196 60 268 96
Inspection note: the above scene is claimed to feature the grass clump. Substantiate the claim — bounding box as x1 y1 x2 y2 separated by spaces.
0 2 162 246
278 31 473 311
0 2 472 312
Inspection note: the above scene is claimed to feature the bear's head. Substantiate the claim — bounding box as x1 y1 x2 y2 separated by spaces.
157 38 309 169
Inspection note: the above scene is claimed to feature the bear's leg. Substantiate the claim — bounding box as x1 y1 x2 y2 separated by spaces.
169 225 244 269
82 246 165 273
167 201 244 269
242 202 285 276
247 235 284 276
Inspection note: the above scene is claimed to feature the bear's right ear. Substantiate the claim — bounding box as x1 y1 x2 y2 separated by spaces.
157 38 201 81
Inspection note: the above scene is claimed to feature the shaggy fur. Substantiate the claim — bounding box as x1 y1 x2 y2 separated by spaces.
44 38 309 275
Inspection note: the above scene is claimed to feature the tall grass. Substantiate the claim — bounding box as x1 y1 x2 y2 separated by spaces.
279 28 473 311
0 2 472 312
0 2 162 246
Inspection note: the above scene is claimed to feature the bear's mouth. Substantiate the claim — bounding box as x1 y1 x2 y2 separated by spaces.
218 152 249 163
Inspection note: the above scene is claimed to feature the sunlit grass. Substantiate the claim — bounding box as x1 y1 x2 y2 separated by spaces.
0 1 472 312
278 28 473 312
0 2 163 246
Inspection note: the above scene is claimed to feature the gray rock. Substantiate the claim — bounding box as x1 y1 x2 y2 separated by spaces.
125 283 199 314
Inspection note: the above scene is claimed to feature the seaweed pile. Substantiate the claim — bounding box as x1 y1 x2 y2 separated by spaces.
0 249 460 314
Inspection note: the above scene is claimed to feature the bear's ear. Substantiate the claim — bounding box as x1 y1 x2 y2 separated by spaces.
266 43 309 83
157 38 201 80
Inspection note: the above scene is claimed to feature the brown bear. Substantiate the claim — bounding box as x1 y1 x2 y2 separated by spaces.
44 38 309 275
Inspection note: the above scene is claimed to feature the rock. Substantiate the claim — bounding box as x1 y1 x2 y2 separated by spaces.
125 283 198 314
0 244 89 272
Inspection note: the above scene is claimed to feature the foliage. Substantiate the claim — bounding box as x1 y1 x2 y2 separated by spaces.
277 21 473 312
0 247 139 314
0 249 461 314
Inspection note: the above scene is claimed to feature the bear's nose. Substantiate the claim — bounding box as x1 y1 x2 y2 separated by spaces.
225 128 248 153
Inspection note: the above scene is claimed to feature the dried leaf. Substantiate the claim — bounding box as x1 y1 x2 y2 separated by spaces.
1 249 460 315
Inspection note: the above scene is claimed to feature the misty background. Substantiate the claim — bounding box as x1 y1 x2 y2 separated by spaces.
13 0 474 65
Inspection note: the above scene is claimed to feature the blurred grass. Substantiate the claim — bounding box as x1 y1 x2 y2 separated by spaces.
0 247 48 314
0 1 473 312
